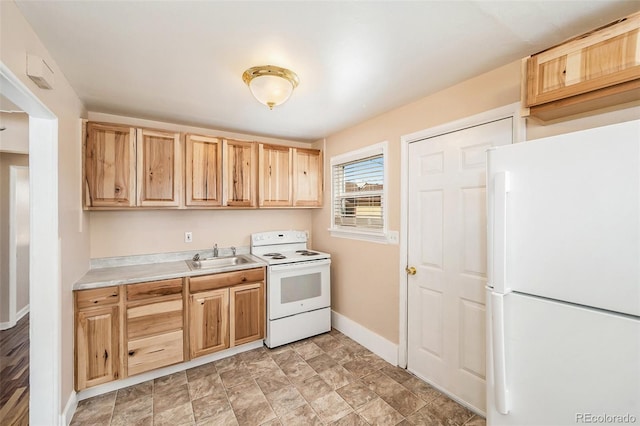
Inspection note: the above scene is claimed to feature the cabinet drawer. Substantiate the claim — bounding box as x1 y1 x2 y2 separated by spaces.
127 299 183 340
127 330 183 376
127 278 183 301
76 286 120 309
189 268 265 293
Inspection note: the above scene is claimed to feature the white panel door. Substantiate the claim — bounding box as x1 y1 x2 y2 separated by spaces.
407 118 512 413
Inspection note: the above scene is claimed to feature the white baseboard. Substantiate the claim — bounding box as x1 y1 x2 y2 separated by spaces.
61 391 78 426
16 304 29 321
0 305 29 330
331 310 398 365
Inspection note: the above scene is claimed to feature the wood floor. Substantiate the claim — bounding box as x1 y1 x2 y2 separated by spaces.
0 315 29 426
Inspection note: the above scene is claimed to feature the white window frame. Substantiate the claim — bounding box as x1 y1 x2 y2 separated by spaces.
329 141 390 243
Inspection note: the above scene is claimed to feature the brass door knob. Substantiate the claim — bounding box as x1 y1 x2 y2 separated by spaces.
406 266 417 275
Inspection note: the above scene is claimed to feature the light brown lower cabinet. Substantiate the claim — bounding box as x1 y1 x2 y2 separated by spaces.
188 267 265 359
124 279 184 376
75 290 121 391
230 283 265 347
75 269 265 390
189 288 230 358
126 295 184 376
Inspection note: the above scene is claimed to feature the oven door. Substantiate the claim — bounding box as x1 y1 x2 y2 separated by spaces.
268 259 331 320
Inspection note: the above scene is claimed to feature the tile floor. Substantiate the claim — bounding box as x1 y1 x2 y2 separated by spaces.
71 329 485 426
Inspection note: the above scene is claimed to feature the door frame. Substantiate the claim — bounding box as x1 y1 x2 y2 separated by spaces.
398 102 524 368
0 62 61 425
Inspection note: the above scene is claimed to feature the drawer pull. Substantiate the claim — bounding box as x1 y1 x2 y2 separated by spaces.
128 350 135 356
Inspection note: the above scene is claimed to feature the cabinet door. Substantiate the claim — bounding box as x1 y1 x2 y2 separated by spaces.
293 148 323 207
84 123 136 207
136 128 182 207
185 134 222 207
223 139 256 207
76 305 120 390
189 288 229 358
526 13 640 108
230 282 264 347
259 144 292 207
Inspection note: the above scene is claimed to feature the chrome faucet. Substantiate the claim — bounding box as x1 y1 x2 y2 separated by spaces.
231 246 236 256
213 243 218 257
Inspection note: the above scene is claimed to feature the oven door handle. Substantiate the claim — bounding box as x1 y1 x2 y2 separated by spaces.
269 258 331 271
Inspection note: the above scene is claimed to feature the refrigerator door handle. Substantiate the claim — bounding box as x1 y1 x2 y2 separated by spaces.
491 171 510 294
491 292 510 414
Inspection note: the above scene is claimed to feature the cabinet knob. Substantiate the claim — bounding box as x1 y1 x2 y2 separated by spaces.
128 350 135 356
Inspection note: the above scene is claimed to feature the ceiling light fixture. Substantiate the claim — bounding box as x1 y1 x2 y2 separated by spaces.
242 65 299 110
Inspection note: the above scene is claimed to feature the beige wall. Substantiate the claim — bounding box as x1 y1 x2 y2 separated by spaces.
0 112 29 153
0 153 29 323
87 112 316 258
91 209 313 258
1 0 89 414
312 58 639 345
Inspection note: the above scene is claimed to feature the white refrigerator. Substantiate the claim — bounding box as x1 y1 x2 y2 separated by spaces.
486 120 640 426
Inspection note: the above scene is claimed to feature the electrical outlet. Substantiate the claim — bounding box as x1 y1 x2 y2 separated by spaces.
184 231 193 243
387 230 399 244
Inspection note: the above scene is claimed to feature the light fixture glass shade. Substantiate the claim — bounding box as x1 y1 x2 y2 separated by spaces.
242 65 299 110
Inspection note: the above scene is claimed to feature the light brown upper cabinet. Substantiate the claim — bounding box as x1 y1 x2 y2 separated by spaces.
84 122 136 208
136 128 182 207
293 148 323 207
185 134 222 207
84 122 182 209
223 139 257 207
525 11 640 121
258 143 293 207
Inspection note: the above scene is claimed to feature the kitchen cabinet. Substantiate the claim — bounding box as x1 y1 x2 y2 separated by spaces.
293 148 323 207
75 286 121 391
136 128 182 207
189 288 229 358
84 123 136 208
125 278 184 376
223 139 257 207
185 134 222 207
258 143 292 207
84 122 182 209
188 267 265 359
525 11 640 121
230 282 265 346
85 121 323 209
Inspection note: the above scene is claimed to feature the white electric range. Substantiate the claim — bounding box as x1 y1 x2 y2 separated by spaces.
250 230 331 347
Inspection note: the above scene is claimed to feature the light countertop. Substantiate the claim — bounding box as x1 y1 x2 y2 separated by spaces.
73 248 266 290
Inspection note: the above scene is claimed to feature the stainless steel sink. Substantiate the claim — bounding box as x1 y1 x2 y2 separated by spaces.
186 254 253 271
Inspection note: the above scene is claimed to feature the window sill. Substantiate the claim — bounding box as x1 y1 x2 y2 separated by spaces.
329 228 392 244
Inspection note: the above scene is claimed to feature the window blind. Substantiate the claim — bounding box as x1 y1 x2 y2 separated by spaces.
332 154 384 230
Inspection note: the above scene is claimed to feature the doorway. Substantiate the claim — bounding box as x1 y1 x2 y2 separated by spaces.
400 104 520 414
0 62 61 425
9 164 30 326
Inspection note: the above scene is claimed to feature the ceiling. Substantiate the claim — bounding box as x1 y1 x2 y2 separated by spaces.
15 1 639 142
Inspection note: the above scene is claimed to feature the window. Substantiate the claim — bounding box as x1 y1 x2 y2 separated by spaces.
330 141 389 243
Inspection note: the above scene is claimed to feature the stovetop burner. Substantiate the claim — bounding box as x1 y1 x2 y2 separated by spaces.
263 252 287 259
296 250 319 256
